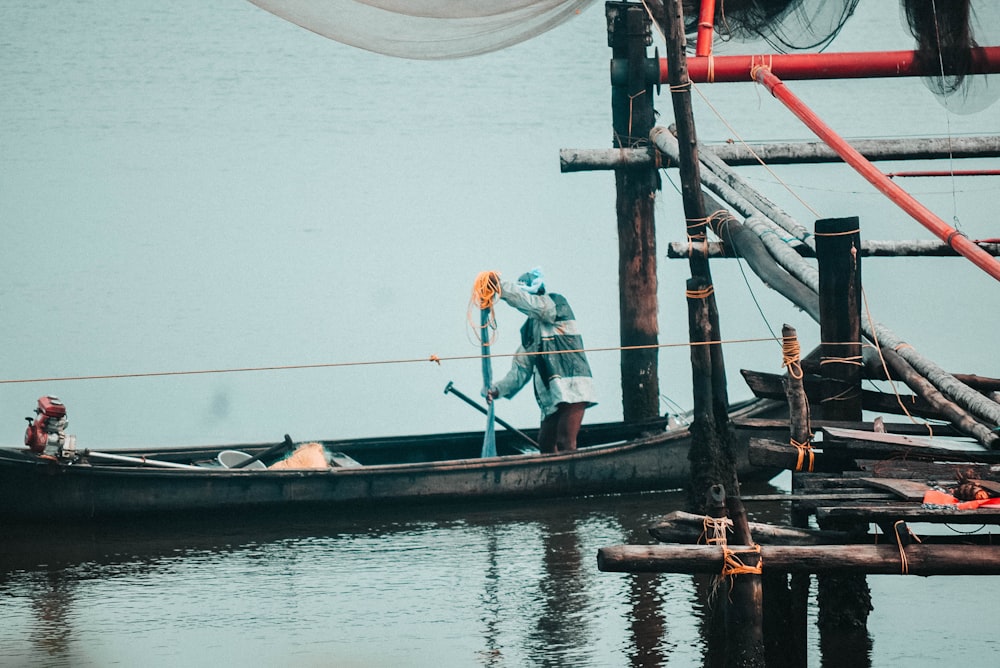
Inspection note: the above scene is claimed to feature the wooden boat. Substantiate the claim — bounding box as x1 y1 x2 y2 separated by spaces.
0 397 783 521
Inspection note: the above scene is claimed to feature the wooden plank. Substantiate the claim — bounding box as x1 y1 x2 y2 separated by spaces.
820 429 1000 463
816 503 1000 525
734 416 960 437
859 478 931 502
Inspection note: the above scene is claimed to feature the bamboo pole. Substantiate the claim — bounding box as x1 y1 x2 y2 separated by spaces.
598 543 1000 575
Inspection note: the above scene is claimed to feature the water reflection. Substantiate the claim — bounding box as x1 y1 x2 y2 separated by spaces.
1 486 812 667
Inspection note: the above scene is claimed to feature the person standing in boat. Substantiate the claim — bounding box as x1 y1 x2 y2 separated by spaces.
483 267 597 453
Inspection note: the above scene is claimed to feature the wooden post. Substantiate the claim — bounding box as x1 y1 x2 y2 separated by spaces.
781 324 811 668
607 1 660 422
815 215 871 664
816 216 863 421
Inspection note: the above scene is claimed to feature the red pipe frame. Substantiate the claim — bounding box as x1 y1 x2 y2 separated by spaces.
751 66 1000 282
661 47 1000 83
695 0 716 57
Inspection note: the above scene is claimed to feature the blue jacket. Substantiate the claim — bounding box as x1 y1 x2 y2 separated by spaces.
493 281 597 419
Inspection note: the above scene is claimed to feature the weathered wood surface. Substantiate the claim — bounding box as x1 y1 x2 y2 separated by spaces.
597 543 1000 575
700 136 1000 166
559 146 654 172
854 459 1000 482
648 510 853 545
816 503 1000 525
858 478 932 502
608 3 660 421
666 240 1000 258
750 435 1000 474
822 426 988 455
734 416 961 437
561 137 1000 170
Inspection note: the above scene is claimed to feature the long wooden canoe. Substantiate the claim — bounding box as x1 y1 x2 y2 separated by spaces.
0 398 783 521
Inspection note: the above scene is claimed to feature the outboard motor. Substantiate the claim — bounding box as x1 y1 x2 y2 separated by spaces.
25 395 76 459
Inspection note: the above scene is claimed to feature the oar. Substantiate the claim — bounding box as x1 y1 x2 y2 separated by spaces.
81 450 205 470
231 434 295 469
444 382 540 452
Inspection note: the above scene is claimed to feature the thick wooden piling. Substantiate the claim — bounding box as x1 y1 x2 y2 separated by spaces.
814 216 871 659
607 2 660 421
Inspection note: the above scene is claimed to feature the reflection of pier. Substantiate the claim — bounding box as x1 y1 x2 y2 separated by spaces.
591 1 1000 665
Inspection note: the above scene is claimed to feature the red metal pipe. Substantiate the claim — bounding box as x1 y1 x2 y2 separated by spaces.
662 47 1000 83
695 0 716 57
752 66 1000 283
887 170 1000 178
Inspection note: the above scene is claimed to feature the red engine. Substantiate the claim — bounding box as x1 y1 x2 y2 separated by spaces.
24 395 69 455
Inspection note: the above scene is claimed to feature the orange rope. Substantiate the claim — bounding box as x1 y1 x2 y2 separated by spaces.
791 438 814 472
781 334 803 380
468 271 502 347
721 544 763 577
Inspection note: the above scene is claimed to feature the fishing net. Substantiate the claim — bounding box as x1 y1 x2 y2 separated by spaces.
899 0 1000 114
680 0 861 53
246 1 997 111
675 0 998 112
246 0 597 59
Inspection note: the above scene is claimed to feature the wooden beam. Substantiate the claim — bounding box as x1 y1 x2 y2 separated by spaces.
597 543 1000 575
666 240 1000 258
560 136 1000 171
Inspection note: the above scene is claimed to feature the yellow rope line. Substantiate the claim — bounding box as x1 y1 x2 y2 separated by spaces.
0 336 782 385
813 228 861 237
819 355 864 367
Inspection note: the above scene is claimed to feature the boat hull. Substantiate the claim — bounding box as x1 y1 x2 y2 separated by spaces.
0 401 783 521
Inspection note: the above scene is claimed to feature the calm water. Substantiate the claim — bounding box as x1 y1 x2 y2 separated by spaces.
2 1 999 665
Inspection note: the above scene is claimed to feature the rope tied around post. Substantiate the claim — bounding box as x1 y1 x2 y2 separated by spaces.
685 284 715 299
791 438 815 472
894 520 923 575
781 334 803 380
721 544 763 578
700 516 733 545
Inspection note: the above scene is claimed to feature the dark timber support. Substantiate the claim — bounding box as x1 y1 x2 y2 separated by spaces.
815 216 872 665
607 2 660 421
662 1 761 664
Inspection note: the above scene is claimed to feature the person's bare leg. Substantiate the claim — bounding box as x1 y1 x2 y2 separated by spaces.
554 402 587 452
538 412 559 453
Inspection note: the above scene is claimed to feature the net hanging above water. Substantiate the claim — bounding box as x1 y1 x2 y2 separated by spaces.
246 0 597 60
